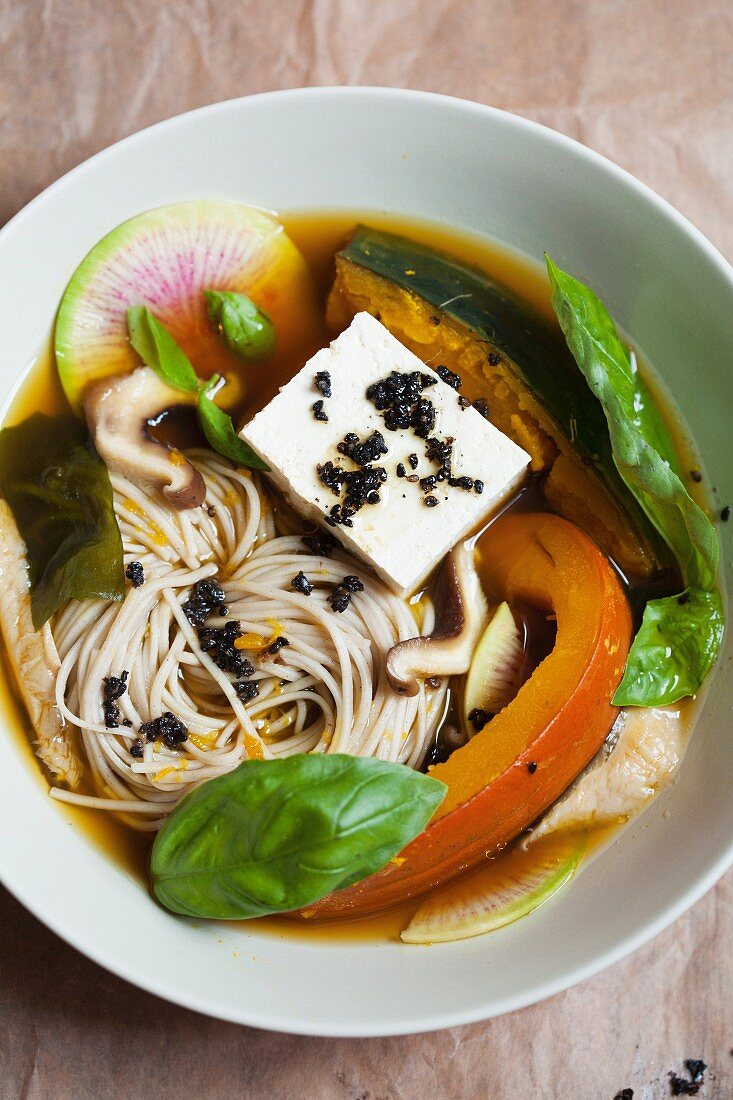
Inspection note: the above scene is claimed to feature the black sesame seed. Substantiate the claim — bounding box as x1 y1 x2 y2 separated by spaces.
690 469 703 483
268 636 290 654
468 708 490 732
430 315 441 326
677 591 691 605
527 761 538 774
447 475 474 491
234 680 260 702
721 505 730 522
139 711 188 749
488 351 501 366
302 529 336 555
406 474 419 483
396 462 406 478
314 370 332 398
473 397 490 419
408 452 419 469
183 578 227 628
340 575 364 592
435 365 462 390
329 587 352 613
420 475 438 493
457 395 472 410
474 479 484 495
197 621 252 677
424 495 439 508
130 739 144 759
125 561 145 588
312 400 328 422
291 571 313 596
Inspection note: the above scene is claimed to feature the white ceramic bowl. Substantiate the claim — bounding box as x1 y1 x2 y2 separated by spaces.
0 88 731 1037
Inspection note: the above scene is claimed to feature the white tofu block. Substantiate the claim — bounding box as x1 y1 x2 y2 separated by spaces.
241 312 530 596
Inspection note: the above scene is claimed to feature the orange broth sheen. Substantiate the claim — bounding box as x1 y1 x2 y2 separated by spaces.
1 210 702 942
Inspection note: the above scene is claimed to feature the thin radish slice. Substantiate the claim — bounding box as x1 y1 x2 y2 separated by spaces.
401 831 586 943
463 601 524 731
55 201 318 412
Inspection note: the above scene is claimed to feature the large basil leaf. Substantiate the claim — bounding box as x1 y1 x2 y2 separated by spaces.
546 257 718 592
613 588 724 706
0 413 124 627
150 754 446 919
198 378 269 472
127 305 199 393
546 257 723 706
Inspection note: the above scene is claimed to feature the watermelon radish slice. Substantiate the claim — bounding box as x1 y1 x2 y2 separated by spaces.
55 201 317 412
400 832 586 944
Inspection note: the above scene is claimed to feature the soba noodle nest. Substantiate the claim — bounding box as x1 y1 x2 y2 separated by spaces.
50 449 448 829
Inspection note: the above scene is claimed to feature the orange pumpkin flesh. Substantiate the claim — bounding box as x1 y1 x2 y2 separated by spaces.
305 513 632 919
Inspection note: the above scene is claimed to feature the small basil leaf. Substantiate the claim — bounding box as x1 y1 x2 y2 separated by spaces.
150 753 446 919
205 290 276 361
0 413 124 627
546 256 719 592
127 305 199 393
197 382 269 471
613 588 724 706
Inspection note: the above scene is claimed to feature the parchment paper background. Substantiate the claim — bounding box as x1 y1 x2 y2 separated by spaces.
1 1 732 1097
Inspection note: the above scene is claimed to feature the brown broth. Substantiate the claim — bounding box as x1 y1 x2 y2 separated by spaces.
0 209 707 942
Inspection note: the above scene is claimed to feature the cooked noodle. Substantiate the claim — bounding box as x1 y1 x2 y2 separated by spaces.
49 450 448 829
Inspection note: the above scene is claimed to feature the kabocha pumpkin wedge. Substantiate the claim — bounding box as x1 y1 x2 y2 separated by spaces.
327 226 663 580
305 514 632 919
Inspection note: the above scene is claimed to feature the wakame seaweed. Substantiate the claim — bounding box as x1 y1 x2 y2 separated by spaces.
0 412 124 627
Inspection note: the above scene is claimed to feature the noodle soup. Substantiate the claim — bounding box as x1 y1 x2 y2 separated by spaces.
0 206 721 943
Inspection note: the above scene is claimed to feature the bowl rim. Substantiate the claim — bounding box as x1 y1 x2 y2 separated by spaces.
1 85 732 1037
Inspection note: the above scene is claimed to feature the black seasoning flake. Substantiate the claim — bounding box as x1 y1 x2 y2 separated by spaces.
130 739 144 759
435 365 462 390
234 680 260 702
613 1091 634 1100
668 1060 707 1095
488 351 501 367
340 575 364 592
721 505 730 522
314 370 332 398
329 586 352 613
448 475 474 491
473 397 490 419
337 429 388 467
527 761 538 774
420 475 438 493
102 670 129 729
268 636 290 655
291 571 313 596
139 711 188 749
408 452 419 470
312 399 329 422
197 621 252 677
690 469 703 483
302 529 335 556
183 578 228 627
396 462 406 478
125 561 145 588
424 495 439 508
468 707 491 732
685 1061 707 1085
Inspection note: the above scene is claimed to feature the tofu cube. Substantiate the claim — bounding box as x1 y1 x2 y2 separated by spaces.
241 312 530 596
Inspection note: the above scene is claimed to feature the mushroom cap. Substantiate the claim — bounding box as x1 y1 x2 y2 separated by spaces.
84 367 206 510
386 542 489 696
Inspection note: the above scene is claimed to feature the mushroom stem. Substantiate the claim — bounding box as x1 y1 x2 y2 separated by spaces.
84 367 205 510
386 543 489 696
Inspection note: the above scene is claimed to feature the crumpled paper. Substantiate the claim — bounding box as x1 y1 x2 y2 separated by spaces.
1 0 732 1096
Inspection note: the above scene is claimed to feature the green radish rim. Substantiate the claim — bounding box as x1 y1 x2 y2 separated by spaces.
55 201 300 413
401 832 586 944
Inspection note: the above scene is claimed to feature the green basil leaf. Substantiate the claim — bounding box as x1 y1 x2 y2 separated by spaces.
127 305 199 393
0 413 124 627
205 290 276 361
613 588 724 706
150 753 446 919
197 381 269 471
546 256 719 592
